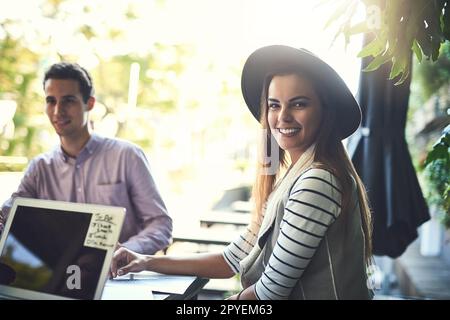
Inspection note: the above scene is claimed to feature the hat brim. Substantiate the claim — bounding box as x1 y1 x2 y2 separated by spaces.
241 45 361 140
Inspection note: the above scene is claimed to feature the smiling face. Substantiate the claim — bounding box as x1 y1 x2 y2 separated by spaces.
44 78 94 139
267 73 323 164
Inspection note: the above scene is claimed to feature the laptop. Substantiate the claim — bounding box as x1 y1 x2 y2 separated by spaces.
0 197 125 300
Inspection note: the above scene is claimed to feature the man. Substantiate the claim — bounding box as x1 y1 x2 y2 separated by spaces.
0 62 172 254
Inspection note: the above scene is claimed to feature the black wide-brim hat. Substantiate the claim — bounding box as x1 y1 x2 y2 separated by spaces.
241 45 361 139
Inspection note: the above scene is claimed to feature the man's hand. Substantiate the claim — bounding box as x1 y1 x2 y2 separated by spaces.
110 247 148 278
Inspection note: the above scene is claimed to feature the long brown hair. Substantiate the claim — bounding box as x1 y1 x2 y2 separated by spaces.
252 71 373 266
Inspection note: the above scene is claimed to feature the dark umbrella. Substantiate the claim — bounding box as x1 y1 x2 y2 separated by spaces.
347 36 430 258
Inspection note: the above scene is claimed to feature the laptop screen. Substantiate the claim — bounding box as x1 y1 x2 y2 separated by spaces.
0 205 107 300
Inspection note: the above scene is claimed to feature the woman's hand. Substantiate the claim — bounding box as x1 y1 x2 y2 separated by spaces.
225 286 256 300
110 246 149 278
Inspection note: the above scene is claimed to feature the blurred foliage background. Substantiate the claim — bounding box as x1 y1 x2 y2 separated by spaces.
0 0 197 157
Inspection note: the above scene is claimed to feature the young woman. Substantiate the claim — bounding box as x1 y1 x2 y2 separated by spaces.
110 45 373 300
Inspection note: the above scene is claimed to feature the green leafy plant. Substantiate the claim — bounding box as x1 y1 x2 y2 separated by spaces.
413 41 450 100
325 0 450 84
423 126 450 228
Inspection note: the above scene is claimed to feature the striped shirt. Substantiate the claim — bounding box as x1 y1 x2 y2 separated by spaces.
223 168 342 300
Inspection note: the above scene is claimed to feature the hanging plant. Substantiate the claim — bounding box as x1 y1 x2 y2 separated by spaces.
324 0 450 84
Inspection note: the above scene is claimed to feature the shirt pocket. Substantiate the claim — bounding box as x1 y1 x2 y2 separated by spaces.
92 182 130 208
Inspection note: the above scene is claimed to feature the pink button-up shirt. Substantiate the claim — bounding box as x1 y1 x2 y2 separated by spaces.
1 134 172 254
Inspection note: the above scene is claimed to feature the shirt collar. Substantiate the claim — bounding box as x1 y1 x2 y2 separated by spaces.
56 133 102 164
84 133 101 155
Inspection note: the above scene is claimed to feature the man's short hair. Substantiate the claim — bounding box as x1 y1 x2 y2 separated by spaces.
43 62 95 103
